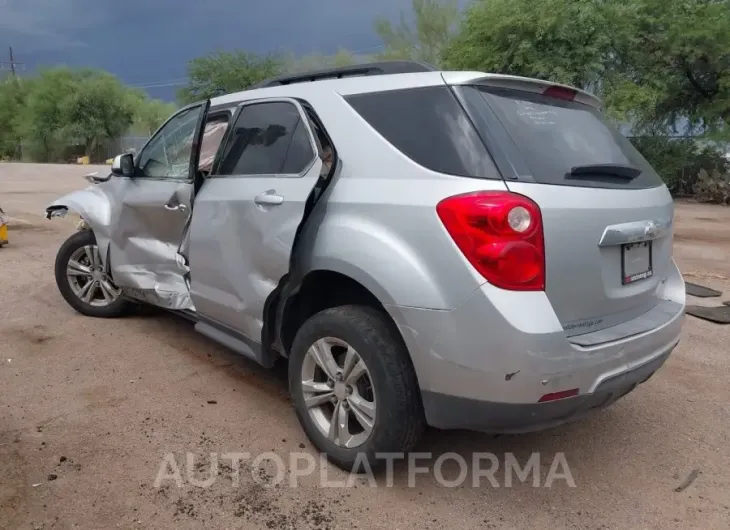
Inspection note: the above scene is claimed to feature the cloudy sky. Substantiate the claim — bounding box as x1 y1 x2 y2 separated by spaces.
0 0 428 100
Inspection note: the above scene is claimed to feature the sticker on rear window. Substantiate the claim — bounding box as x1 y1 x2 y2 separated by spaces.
516 101 558 126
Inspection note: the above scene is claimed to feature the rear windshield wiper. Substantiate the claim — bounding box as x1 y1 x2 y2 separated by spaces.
568 163 641 180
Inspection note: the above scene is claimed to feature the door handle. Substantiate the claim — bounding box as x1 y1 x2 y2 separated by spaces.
254 191 284 206
164 203 187 212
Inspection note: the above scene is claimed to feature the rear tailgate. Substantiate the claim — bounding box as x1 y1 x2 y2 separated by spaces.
455 82 675 335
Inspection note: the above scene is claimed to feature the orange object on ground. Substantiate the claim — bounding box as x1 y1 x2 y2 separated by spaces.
0 206 8 247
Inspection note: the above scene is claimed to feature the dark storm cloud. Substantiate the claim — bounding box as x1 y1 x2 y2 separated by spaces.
1 0 418 98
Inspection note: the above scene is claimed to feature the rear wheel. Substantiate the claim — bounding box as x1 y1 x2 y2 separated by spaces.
289 305 425 472
54 230 131 318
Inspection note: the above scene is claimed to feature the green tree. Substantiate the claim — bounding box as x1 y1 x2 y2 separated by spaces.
135 98 177 136
442 0 622 90
374 0 459 67
0 76 27 159
285 49 358 73
177 51 283 104
15 68 78 161
443 0 730 138
60 70 136 157
126 89 177 135
605 0 730 138
444 0 730 191
14 68 151 162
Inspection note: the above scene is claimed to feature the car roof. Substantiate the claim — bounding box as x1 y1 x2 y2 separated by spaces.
210 71 448 106
249 60 438 89
210 63 602 109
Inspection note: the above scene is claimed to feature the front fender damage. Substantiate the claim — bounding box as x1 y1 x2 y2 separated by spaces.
45 187 114 269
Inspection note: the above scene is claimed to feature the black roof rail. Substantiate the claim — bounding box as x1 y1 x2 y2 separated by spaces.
250 61 438 89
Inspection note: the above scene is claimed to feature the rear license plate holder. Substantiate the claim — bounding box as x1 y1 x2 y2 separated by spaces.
621 241 653 285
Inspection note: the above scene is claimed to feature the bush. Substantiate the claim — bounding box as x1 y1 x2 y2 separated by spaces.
630 136 729 195
693 169 730 205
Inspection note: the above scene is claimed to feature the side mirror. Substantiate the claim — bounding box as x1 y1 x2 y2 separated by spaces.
111 153 135 177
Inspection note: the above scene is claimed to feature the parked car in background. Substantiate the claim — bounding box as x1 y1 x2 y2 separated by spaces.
46 61 685 471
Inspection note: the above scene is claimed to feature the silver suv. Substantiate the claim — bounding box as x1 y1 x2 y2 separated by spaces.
47 61 685 471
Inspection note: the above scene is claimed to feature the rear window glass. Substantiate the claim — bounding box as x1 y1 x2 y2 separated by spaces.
465 87 663 189
345 87 499 179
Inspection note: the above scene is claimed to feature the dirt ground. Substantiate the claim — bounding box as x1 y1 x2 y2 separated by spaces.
1 163 729 530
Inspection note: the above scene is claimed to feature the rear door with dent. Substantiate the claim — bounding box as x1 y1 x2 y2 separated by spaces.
187 97 327 341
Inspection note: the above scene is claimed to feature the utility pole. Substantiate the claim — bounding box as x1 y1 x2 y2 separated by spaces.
0 47 24 76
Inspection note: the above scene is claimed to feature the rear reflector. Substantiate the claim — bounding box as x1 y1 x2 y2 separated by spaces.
542 85 577 101
436 191 545 291
538 388 580 403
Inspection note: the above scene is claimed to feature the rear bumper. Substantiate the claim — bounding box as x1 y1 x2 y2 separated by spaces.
384 260 685 430
421 344 675 432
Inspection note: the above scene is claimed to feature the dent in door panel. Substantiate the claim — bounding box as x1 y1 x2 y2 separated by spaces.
189 196 284 339
107 180 194 310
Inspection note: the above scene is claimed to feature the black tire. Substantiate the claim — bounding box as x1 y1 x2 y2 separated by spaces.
54 230 132 318
289 305 425 472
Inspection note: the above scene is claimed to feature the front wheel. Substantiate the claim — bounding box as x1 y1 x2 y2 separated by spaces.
289 305 425 472
54 230 132 318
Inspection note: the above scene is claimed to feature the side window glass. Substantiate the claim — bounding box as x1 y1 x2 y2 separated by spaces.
281 119 316 174
217 102 314 176
136 106 201 179
345 87 498 178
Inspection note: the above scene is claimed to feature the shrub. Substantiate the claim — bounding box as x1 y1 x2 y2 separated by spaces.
630 136 728 195
693 169 730 205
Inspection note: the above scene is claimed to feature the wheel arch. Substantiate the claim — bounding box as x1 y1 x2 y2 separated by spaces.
46 188 114 267
53 228 131 318
273 269 415 371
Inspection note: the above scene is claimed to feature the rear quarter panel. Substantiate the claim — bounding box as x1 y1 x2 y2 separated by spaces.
291 85 509 310
295 167 506 311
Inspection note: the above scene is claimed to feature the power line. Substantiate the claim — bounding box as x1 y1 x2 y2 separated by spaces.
350 44 385 54
134 81 188 89
129 78 188 88
125 47 386 89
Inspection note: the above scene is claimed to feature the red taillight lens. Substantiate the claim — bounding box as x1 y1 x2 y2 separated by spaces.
542 85 576 101
436 191 545 291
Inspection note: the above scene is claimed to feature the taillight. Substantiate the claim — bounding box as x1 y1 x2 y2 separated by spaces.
436 191 545 291
542 85 576 101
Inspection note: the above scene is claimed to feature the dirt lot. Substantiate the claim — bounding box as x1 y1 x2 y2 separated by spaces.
1 163 729 529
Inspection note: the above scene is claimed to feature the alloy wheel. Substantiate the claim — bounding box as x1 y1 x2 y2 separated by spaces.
300 337 376 448
66 244 122 307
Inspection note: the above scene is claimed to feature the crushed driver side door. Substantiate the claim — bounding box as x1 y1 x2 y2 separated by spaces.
107 101 210 309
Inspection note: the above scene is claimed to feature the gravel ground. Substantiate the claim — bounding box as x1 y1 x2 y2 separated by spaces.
1 163 729 530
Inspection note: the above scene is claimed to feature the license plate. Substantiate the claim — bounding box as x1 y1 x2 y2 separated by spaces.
622 241 653 285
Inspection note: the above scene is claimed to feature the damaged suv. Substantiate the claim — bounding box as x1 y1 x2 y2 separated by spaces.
47 61 685 471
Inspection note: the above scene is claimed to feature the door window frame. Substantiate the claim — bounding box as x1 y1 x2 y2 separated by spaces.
209 97 319 180
197 108 235 173
133 102 205 183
